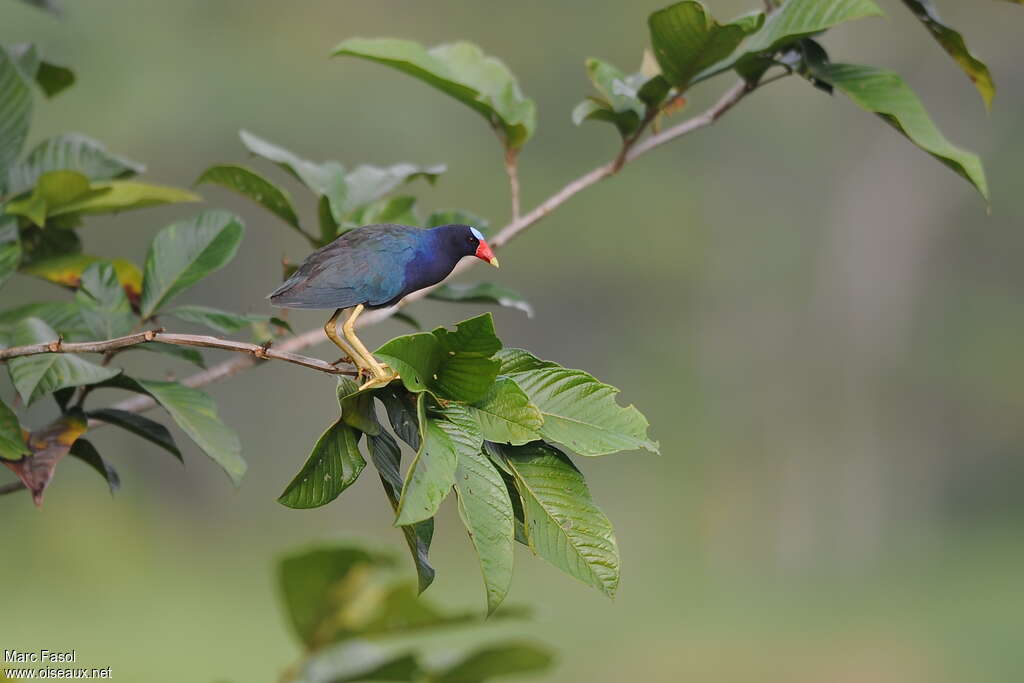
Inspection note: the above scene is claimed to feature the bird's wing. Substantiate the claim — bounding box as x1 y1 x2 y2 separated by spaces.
268 225 417 309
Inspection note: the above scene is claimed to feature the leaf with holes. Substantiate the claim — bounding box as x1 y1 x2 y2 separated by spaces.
278 418 366 509
496 441 619 597
140 210 244 318
468 377 543 446
333 39 536 148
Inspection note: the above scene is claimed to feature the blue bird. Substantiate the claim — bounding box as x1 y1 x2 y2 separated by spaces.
268 223 499 388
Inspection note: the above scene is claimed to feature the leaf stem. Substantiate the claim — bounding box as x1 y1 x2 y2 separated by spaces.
504 147 521 222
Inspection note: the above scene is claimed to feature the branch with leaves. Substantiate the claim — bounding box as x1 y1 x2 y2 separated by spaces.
1 0 1013 612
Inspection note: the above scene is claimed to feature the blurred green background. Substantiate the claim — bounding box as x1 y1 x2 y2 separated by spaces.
3 1 1024 681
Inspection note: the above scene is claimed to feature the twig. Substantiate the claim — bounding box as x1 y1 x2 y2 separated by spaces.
503 147 521 222
23 79 766 422
0 330 357 377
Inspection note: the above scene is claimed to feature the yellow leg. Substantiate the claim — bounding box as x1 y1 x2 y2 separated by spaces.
342 305 397 389
324 308 359 371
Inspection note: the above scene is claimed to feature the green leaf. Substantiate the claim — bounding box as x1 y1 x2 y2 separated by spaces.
433 642 554 682
424 208 489 231
0 214 21 289
495 441 619 597
336 376 381 436
74 261 134 338
811 62 988 201
278 545 394 648
375 332 440 394
345 162 445 210
239 130 347 222
694 0 884 84
68 438 120 494
367 427 436 593
6 132 144 198
900 0 994 110
5 170 107 226
140 210 245 318
428 282 533 317
46 180 200 217
300 642 422 683
453 438 514 615
317 194 340 244
649 3 765 91
195 163 302 231
496 349 658 456
4 318 120 404
165 304 253 334
278 418 366 509
468 377 543 446
0 396 28 461
86 408 181 461
11 45 75 98
98 375 245 484
395 394 458 525
333 38 536 149
0 48 32 189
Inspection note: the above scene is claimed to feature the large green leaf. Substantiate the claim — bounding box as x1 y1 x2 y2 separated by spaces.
195 164 302 231
278 419 366 509
367 427 436 593
0 48 32 190
694 0 883 84
98 375 245 484
395 394 458 525
900 0 994 110
468 377 543 446
4 318 120 404
6 132 144 197
812 62 988 201
239 130 347 222
139 210 245 318
375 313 503 403
496 349 658 456
278 545 394 648
0 301 86 338
649 2 764 90
428 282 533 317
0 396 28 461
381 386 421 449
345 162 445 211
86 408 181 461
333 38 536 149
495 441 619 597
433 642 554 682
18 253 143 301
453 435 515 615
0 214 21 289
46 180 199 217
74 261 134 339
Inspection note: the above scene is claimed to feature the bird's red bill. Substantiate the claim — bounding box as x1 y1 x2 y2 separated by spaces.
475 240 499 267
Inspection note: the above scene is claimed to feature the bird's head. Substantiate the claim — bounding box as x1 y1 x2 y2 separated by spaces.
439 224 499 268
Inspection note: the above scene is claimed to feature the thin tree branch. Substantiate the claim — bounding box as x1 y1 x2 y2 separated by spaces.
41 79 764 421
503 147 521 222
0 330 357 376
